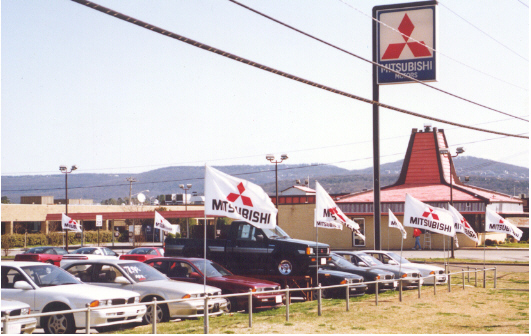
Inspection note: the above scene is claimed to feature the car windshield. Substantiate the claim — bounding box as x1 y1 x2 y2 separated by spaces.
262 226 290 239
357 253 383 266
22 265 81 287
331 254 355 268
72 248 99 255
192 260 232 277
120 262 167 282
127 248 155 255
387 252 410 264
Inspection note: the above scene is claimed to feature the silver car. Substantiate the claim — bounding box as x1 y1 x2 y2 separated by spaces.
1 299 37 334
62 259 229 323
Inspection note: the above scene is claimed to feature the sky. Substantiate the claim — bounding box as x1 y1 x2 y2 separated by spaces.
1 0 529 177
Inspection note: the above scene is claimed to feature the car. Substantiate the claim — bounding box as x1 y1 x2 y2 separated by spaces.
60 246 119 266
62 259 229 323
321 253 396 293
316 269 368 298
1 299 37 334
1 262 146 334
15 246 69 267
145 257 285 312
334 251 423 289
362 250 447 285
120 247 165 262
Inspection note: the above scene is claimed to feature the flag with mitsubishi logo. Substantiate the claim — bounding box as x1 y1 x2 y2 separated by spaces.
62 213 82 232
315 182 365 239
204 165 277 229
388 209 407 239
485 208 522 241
154 211 173 232
448 204 479 243
403 194 454 237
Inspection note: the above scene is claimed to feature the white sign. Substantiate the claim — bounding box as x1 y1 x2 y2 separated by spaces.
403 194 455 237
485 208 522 241
204 165 278 229
96 215 103 228
62 213 82 232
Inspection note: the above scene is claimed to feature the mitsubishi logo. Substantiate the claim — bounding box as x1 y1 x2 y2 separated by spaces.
422 207 439 220
382 13 431 60
329 207 346 222
461 218 471 229
227 182 253 207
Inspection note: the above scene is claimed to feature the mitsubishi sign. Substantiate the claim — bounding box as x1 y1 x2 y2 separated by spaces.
374 1 438 84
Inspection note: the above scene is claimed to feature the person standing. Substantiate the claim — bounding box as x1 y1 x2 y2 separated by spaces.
413 228 422 250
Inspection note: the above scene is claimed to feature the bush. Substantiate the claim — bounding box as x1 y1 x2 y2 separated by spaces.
484 239 497 246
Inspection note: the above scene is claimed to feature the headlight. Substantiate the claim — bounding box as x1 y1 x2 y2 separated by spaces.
21 308 30 315
306 247 314 255
134 296 140 303
89 300 100 308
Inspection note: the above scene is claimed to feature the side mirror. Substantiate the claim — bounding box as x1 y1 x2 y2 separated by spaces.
388 260 399 265
14 281 33 290
189 272 202 279
115 276 130 284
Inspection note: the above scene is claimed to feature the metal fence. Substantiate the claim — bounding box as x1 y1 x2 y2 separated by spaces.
1 267 504 334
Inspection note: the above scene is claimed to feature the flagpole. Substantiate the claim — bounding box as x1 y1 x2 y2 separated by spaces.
204 165 207 294
315 209 319 287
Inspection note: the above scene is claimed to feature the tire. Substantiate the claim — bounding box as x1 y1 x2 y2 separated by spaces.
43 312 76 334
276 259 297 276
142 298 169 324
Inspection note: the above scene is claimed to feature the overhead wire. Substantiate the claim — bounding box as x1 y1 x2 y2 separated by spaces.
70 0 530 138
336 0 529 91
516 0 529 8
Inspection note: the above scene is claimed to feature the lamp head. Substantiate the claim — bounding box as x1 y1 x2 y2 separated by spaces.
71 165 78 171
266 154 274 161
179 184 184 189
439 148 449 155
456 147 465 154
59 165 67 172
186 184 192 189
280 154 288 161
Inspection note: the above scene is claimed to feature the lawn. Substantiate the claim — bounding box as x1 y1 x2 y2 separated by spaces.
111 271 529 334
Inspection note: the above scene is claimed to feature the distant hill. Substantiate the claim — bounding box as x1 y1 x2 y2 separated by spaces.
1 156 528 203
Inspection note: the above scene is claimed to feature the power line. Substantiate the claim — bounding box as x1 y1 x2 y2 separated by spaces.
516 0 529 8
336 0 529 91
70 0 530 138
439 1 528 61
228 0 528 123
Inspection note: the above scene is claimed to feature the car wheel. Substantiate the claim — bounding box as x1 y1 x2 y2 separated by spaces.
43 312 76 334
276 259 296 276
142 298 169 324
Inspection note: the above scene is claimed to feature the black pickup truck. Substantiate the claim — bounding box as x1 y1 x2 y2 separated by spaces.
164 221 330 276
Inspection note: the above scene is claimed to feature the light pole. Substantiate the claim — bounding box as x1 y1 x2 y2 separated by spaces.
439 147 465 259
266 154 288 224
180 184 192 238
59 164 78 252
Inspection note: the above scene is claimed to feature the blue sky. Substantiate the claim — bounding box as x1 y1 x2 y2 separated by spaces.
2 0 529 176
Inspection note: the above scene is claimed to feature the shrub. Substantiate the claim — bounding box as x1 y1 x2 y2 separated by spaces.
484 239 496 246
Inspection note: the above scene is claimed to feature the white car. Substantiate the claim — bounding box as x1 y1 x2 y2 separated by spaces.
60 246 119 266
362 250 447 285
62 259 229 323
1 262 146 334
1 299 37 334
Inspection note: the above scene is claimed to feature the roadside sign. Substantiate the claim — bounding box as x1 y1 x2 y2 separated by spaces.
374 1 437 84
96 215 103 227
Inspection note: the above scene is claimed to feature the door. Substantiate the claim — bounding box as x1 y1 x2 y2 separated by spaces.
1 266 35 311
232 222 269 274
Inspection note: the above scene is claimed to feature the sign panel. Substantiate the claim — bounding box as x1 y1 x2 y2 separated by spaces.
374 1 437 84
96 215 103 227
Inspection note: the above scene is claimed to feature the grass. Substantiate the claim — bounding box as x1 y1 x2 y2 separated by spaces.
408 257 529 264
479 242 529 249
110 271 529 334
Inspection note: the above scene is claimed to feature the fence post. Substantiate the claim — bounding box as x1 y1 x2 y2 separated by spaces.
85 303 91 334
494 267 497 289
467 266 470 283
418 278 421 299
483 268 486 288
448 271 451 292
434 277 437 296
204 295 209 334
3 314 9 335
399 278 403 302
346 283 350 312
475 268 478 287
152 298 157 335
375 280 379 306
317 283 322 316
462 269 465 290
248 289 253 328
285 286 290 322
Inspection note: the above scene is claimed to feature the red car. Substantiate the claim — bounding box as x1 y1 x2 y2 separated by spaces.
119 247 164 262
14 246 69 266
145 257 285 312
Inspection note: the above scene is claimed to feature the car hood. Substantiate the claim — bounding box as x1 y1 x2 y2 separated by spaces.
1 299 30 311
403 263 444 275
133 279 221 296
318 269 363 280
40 284 139 300
366 264 420 276
274 238 329 249
208 275 280 289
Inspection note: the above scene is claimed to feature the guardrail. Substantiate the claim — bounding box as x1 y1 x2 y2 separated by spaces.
1 267 501 334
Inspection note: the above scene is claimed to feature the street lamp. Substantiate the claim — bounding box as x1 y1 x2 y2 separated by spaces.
266 154 288 224
439 147 465 259
59 164 78 252
180 184 192 238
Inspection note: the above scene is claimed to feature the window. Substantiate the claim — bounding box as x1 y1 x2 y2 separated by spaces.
352 218 365 247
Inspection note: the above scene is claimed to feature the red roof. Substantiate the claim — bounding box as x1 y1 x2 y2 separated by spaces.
338 127 522 205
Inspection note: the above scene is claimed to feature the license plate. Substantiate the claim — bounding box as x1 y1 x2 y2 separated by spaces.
275 295 282 303
320 258 326 265
213 303 219 312
394 281 398 287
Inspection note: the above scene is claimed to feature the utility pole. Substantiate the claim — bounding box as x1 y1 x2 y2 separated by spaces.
126 177 137 246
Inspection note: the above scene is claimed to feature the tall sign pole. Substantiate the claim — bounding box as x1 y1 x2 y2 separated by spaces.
372 1 438 250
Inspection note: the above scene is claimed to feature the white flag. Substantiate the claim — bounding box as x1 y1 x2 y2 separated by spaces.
404 194 455 237
315 182 365 239
204 165 278 229
154 211 173 233
485 208 522 241
62 213 82 232
388 209 407 239
448 204 479 243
